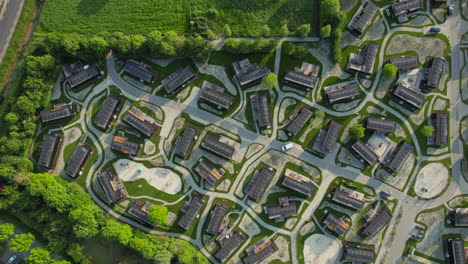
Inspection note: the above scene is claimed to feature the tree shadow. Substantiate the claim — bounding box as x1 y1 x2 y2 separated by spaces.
77 0 109 15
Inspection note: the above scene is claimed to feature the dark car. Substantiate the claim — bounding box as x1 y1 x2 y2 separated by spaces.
7 255 22 264
430 27 441 33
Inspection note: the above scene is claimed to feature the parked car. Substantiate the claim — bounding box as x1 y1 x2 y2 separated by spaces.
379 191 392 198
447 5 454 15
430 27 441 33
8 255 22 264
281 143 294 152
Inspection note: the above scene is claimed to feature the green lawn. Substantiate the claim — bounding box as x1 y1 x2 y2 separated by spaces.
39 0 318 37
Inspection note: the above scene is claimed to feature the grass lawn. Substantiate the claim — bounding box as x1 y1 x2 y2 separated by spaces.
39 0 318 37
81 238 153 264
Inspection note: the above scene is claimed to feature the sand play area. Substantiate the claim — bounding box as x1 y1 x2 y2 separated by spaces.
113 159 182 194
303 234 341 264
414 163 449 199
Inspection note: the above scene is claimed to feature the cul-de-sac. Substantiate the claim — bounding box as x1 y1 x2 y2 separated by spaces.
0 0 466 263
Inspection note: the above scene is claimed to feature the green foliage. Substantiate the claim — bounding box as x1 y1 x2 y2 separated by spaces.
349 124 366 140
421 126 435 137
278 24 289 37
206 29 216 40
261 73 278 89
66 244 90 264
0 223 15 241
320 25 331 38
314 109 325 119
223 24 232 37
5 113 19 125
9 233 35 252
222 38 277 55
260 25 271 37
383 63 398 77
148 205 168 225
320 0 343 28
25 248 51 264
296 24 310 38
100 219 133 245
283 42 309 59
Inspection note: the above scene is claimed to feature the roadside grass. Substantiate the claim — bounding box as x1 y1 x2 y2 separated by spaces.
80 237 153 264
38 0 317 37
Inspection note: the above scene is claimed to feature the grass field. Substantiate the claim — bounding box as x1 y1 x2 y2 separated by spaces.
38 0 317 36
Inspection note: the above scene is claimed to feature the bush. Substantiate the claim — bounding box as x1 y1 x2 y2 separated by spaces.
383 63 398 77
320 25 331 38
283 42 309 59
296 24 310 38
421 126 435 137
261 73 278 89
349 124 365 140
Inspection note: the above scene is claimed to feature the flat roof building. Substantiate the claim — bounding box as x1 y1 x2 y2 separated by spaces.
391 0 423 17
123 59 158 83
174 126 198 159
178 193 205 230
343 244 375 263
162 66 196 94
321 212 350 236
284 106 313 137
194 158 224 186
360 206 392 238
424 58 445 90
454 208 468 227
215 229 246 262
245 166 274 202
232 59 270 89
251 92 271 130
389 55 419 72
94 95 122 130
365 116 397 134
331 186 366 210
265 197 297 223
111 136 140 156
199 81 235 111
351 140 379 166
206 202 229 235
281 169 316 196
201 134 236 160
347 42 379 75
349 0 379 35
127 200 153 225
123 107 160 138
38 133 62 169
384 141 413 173
97 168 128 204
242 238 277 264
283 63 320 91
432 112 448 146
40 103 76 124
64 144 93 178
447 237 465 264
326 82 361 104
62 61 101 90
320 120 343 153
391 84 426 110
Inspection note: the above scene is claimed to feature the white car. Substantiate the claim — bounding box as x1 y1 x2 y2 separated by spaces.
281 143 294 152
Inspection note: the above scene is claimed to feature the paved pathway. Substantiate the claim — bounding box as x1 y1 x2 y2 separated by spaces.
0 0 25 64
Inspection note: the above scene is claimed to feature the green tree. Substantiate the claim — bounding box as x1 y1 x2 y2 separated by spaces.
101 219 133 245
16 96 37 116
148 205 168 226
261 73 278 89
223 24 232 37
320 25 332 38
5 113 19 124
278 24 289 37
69 205 100 238
183 36 213 62
383 63 398 77
296 24 310 38
5 138 23 154
315 109 325 119
349 124 365 140
25 248 51 264
62 35 80 56
146 30 163 57
421 126 435 137
0 223 15 241
206 29 216 40
86 36 109 57
9 233 35 252
260 25 271 37
321 0 343 28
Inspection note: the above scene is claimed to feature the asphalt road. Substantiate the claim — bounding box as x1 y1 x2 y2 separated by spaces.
0 0 25 64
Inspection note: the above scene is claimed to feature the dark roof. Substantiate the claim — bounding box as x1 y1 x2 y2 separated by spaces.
38 133 62 169
351 1 379 34
284 64 320 90
243 239 277 264
206 202 229 235
321 120 343 153
281 169 316 196
389 55 419 71
127 200 153 225
94 95 122 130
194 159 224 186
64 63 101 89
385 141 413 173
284 106 313 136
232 59 270 88
215 230 246 262
391 0 423 16
347 42 379 75
391 84 426 109
40 103 76 123
433 112 448 146
351 140 379 166
326 82 361 103
64 144 93 178
331 186 365 210
322 212 350 236
178 194 205 230
201 134 236 160
123 107 159 138
174 126 198 159
343 244 375 263
360 206 392 238
123 59 157 83
162 66 196 94
447 237 465 264
97 168 127 204
199 81 235 111
245 166 275 202
111 136 140 156
265 197 297 222
365 116 397 134
454 208 468 227
426 58 445 89
252 92 271 130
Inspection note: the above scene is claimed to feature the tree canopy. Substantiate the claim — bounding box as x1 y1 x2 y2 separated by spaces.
9 233 35 252
349 124 366 140
421 126 435 137
148 205 168 226
0 223 15 241
383 63 398 77
261 73 278 89
320 25 332 38
25 248 52 264
296 24 310 38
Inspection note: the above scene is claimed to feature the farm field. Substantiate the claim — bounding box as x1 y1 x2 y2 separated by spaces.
38 0 317 36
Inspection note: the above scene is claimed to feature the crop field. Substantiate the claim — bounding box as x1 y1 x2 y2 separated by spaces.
38 0 317 36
